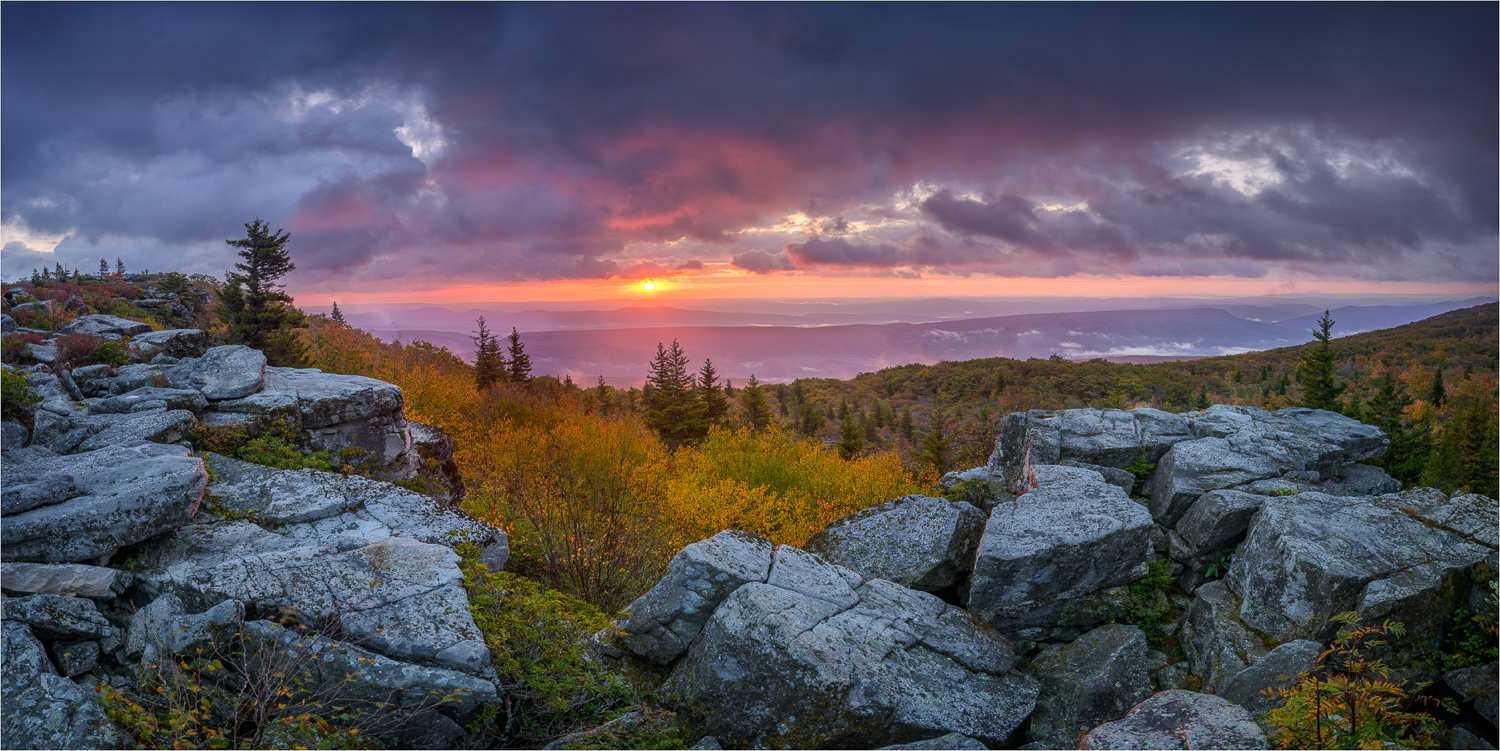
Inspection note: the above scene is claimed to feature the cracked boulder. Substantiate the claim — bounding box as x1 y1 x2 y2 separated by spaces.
990 408 1191 480
1 442 207 563
205 367 410 462
1 621 125 750
1226 489 1496 662
58 314 152 338
1078 690 1268 750
1026 623 1154 749
627 539 1039 748
165 345 267 400
0 563 134 599
967 465 1153 637
1178 581 1270 692
803 495 985 592
126 329 211 361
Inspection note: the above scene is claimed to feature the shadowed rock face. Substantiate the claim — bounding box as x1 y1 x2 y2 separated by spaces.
1027 623 1154 748
1079 690 1268 750
804 494 986 591
1 621 126 750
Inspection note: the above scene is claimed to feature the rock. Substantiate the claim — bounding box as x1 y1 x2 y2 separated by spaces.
878 733 989 749
47 640 100 677
1446 663 1499 727
687 736 724 749
1315 463 1401 496
1078 690 1269 750
1226 490 1495 655
1154 662 1191 691
803 494 985 591
2 420 28 450
166 345 266 400
1059 459 1137 494
968 465 1153 635
58 315 151 338
127 329 211 360
660 572 1039 749
89 387 207 414
1178 581 1269 692
1 621 125 750
269 367 409 461
70 365 116 398
129 517 491 675
0 563 134 599
1445 724 1498 750
1168 490 1266 578
75 408 197 452
620 530 775 664
107 364 172 394
1 468 81 515
1026 624 1154 748
938 467 1012 512
26 342 57 364
0 313 14 333
239 618 498 749
202 452 507 570
0 595 120 641
543 711 645 750
1145 435 1299 527
0 442 208 563
1216 640 1322 719
990 408 1192 481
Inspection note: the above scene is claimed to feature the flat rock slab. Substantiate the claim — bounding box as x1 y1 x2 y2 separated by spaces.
0 562 134 599
131 516 491 676
1 442 207 563
203 452 507 570
128 329 211 360
968 465 1153 634
76 409 197 453
58 314 152 338
1227 490 1496 647
1079 690 1268 749
804 494 985 591
89 387 206 415
166 345 266 400
1 594 120 642
207 366 410 461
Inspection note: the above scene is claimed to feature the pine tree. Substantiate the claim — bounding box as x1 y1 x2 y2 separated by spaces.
836 410 864 460
1297 310 1345 410
115 258 125 277
470 316 504 390
899 407 916 444
645 340 697 445
594 376 613 416
692 358 729 438
330 302 347 325
917 405 954 475
1429 368 1446 408
218 219 307 366
1195 386 1212 411
505 327 532 383
99 258 108 277
738 375 772 432
798 402 821 437
775 384 789 416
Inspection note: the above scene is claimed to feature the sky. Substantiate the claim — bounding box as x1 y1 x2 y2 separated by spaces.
3 3 1496 306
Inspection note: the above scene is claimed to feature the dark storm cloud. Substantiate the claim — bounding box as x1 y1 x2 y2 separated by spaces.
2 3 1495 286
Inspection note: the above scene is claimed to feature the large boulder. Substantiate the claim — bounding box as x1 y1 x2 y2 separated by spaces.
1026 623 1154 748
0 562 134 599
1 442 208 563
1168 489 1266 580
165 345 267 400
1445 663 1499 728
658 570 1040 749
938 467 1012 512
206 366 410 462
75 409 197 452
1 594 120 642
57 314 151 338
1078 690 1268 750
990 408 1191 479
1216 640 1322 719
89 387 207 415
1 621 125 749
126 329 211 361
1226 489 1495 659
967 465 1153 636
201 452 507 570
1178 581 1270 692
803 495 985 592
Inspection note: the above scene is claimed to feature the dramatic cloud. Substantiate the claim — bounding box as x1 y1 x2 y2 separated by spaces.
2 4 1494 290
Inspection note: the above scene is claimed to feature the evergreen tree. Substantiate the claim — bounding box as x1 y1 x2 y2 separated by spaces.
836 410 864 460
594 376 613 416
115 258 125 277
505 327 532 383
899 407 916 443
99 258 108 277
738 375 772 432
1297 310 1346 410
861 409 878 443
693 358 730 436
724 379 734 398
1195 386 1212 411
470 316 504 390
798 402 821 437
217 219 307 366
917 405 955 475
775 384 789 416
330 302 347 325
645 340 697 445
54 261 65 280
1429 368 1446 408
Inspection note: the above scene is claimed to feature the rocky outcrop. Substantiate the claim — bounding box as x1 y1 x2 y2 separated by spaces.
622 535 1040 748
1178 581 1269 692
803 495 986 592
165 345 266 400
1078 690 1268 750
990 407 1191 479
967 465 1153 637
1026 623 1154 749
1216 640 1322 719
1 621 125 750
1 442 208 563
126 329 211 361
58 314 152 338
0 563 134 599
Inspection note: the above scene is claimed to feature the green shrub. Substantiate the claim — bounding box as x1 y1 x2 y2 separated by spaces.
191 418 370 474
2 368 41 423
557 708 685 750
95 339 129 367
460 557 634 746
1125 459 1155 495
1442 582 1498 670
1263 613 1453 749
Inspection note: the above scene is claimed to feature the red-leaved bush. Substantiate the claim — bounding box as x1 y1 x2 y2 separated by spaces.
54 332 100 367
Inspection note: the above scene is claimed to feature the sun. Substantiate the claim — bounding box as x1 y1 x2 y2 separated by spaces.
642 282 656 291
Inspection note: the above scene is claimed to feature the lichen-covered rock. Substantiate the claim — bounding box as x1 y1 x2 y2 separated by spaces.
58 314 152 338
1 442 207 563
166 345 266 400
1168 489 1265 577
0 562 134 599
1445 663 1498 727
89 387 207 415
1314 463 1401 496
1026 623 1154 748
620 530 774 664
127 329 211 361
1226 490 1495 655
878 733 989 750
1059 459 1137 494
938 467 1012 512
1178 581 1269 692
1216 640 1322 719
1 594 120 642
804 495 985 591
660 573 1039 748
2 420 28 450
201 452 507 570
1078 690 1268 750
74 408 197 453
1 621 125 749
990 408 1191 480
968 465 1153 635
